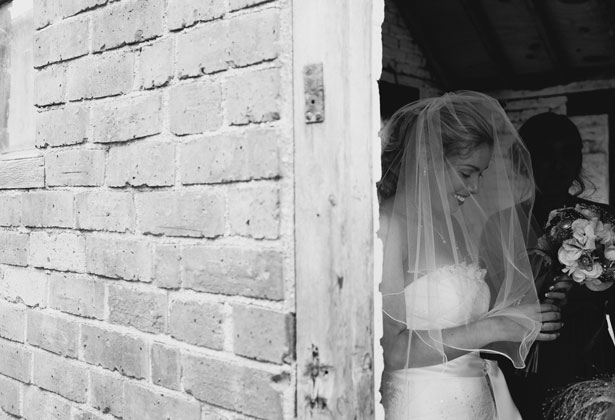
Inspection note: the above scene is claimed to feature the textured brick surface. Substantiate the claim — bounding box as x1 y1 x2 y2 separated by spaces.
45 149 106 187
0 339 31 383
177 21 228 77
0 231 29 266
85 235 152 282
0 374 21 416
67 52 134 100
81 325 149 379
48 272 105 319
179 130 279 185
34 16 89 67
91 94 163 143
227 9 279 68
76 191 134 232
27 310 79 358
0 195 22 227
124 382 201 420
225 67 281 125
29 231 86 272
0 301 25 343
90 370 125 418
182 246 284 300
167 0 225 30
136 191 225 238
23 386 72 420
107 141 175 187
151 342 180 390
108 285 167 333
137 38 174 89
182 352 287 419
36 104 89 147
168 299 224 349
32 349 88 402
152 244 181 289
228 183 280 239
21 191 74 228
169 82 223 135
35 63 67 106
0 267 48 308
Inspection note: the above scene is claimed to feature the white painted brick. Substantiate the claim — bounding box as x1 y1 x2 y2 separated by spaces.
76 191 134 232
67 52 134 101
0 195 22 227
0 156 45 190
34 16 89 67
179 129 279 185
92 94 163 143
167 0 225 30
229 0 274 11
151 342 179 390
0 374 21 416
23 386 72 420
228 183 280 239
153 244 181 289
48 272 105 319
21 191 74 228
85 235 152 282
92 0 164 52
35 64 67 106
81 324 148 379
90 370 125 418
107 141 175 187
45 149 106 187
0 301 26 343
123 382 200 420
36 104 89 148
136 191 225 238
0 266 48 308
227 8 279 68
182 246 284 300
169 82 223 135
0 339 32 383
137 37 173 89
177 21 228 77
0 231 29 266
108 285 167 333
27 310 79 358
32 349 88 402
29 231 86 272
168 298 224 349
225 67 281 125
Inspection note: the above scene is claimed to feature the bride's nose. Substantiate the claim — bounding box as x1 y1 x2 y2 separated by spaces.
467 176 480 194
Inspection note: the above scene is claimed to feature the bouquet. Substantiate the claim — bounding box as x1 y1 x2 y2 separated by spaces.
522 203 615 375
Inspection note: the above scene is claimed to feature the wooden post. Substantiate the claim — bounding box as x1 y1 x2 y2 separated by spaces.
294 1 383 418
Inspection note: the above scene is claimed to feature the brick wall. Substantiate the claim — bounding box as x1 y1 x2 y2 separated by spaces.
0 0 295 419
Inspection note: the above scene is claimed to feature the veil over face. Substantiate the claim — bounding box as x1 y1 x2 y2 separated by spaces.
379 91 541 370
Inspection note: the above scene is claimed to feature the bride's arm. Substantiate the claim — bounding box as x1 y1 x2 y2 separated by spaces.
383 302 562 371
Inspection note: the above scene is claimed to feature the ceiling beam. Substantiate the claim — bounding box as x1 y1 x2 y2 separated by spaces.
392 0 452 90
523 0 570 79
458 0 516 86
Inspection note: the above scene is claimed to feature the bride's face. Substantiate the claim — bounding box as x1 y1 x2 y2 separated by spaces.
445 143 492 212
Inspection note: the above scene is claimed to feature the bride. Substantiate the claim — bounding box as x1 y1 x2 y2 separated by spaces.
378 91 562 419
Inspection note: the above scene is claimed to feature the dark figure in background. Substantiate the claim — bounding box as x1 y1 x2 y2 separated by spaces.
503 112 615 419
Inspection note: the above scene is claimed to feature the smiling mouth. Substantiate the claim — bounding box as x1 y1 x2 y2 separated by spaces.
455 194 467 204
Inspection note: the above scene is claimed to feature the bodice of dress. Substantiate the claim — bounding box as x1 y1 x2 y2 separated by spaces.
404 263 491 330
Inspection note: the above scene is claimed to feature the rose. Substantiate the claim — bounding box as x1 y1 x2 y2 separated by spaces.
596 222 615 245
558 239 583 267
565 261 603 283
605 245 615 261
571 219 597 250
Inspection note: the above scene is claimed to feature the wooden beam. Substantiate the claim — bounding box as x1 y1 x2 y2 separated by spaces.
392 0 452 90
458 0 516 86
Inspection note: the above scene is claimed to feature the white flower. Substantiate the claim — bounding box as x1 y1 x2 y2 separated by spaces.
605 245 615 261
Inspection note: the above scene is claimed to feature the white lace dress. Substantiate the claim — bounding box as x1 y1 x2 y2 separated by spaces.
381 264 522 420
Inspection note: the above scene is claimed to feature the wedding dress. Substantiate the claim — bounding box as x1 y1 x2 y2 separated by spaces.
382 264 522 420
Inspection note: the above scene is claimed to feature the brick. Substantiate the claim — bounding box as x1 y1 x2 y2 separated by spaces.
0 156 45 190
179 130 279 185
233 305 293 364
182 352 286 419
227 9 279 68
85 235 152 282
92 0 164 52
167 0 225 30
107 141 175 187
229 0 274 11
35 64 67 106
45 149 106 187
0 301 26 343
151 342 180 390
29 231 86 272
0 339 31 383
21 191 74 228
34 0 106 28
92 94 163 143
182 246 284 300
81 325 148 379
225 67 281 125
0 195 21 226
0 266 48 308
228 183 279 239
177 21 228 77
76 191 134 232
0 231 28 266
36 104 89 147
124 382 200 420
169 82 222 135
0 374 21 416
34 16 89 67
27 310 79 358
90 370 125 418
137 37 173 89
168 299 224 349
23 386 71 420
74 409 108 420
49 272 105 319
153 244 181 289
136 191 225 238
32 349 88 402
67 52 134 100
108 285 167 333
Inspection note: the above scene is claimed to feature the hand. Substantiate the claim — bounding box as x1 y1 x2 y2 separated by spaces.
543 274 574 308
536 302 563 342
